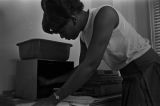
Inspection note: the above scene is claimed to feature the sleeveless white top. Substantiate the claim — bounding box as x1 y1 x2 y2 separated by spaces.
80 5 151 71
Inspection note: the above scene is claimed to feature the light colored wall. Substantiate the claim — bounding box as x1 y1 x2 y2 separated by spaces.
135 0 150 40
113 0 150 39
91 0 113 8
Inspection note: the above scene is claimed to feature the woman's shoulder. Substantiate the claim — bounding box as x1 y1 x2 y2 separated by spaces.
98 5 118 17
90 5 116 13
94 5 119 26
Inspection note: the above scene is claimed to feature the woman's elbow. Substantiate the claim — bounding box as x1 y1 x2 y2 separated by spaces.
83 61 99 73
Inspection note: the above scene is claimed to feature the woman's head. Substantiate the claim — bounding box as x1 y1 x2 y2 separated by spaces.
41 0 85 40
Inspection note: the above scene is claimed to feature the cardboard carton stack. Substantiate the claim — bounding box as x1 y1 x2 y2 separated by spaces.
73 70 122 97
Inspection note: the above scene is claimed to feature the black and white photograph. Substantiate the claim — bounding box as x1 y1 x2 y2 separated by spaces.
0 0 160 106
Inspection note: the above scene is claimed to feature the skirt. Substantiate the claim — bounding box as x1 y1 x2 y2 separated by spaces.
120 48 160 106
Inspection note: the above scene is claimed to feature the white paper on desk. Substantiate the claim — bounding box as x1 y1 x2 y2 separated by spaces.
57 102 89 106
16 102 35 106
62 96 98 104
57 94 122 106
57 102 70 106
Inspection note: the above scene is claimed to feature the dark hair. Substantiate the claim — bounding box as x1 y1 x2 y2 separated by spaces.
41 0 84 33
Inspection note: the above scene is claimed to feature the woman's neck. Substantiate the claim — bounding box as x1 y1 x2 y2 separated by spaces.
80 10 89 31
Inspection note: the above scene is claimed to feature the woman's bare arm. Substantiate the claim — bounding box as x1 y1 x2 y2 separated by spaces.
55 6 119 101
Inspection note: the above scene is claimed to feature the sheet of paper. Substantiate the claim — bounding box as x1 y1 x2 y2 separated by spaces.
62 95 98 104
16 102 89 106
57 102 89 106
16 102 35 106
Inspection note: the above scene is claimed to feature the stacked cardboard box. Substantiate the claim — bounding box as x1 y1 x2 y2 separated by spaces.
73 70 122 97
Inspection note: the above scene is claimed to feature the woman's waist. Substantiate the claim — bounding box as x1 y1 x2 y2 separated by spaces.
120 48 160 77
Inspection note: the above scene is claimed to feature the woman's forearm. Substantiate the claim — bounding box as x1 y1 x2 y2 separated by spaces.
49 66 78 85
55 64 95 101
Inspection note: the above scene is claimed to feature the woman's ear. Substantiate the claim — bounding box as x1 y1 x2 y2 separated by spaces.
71 16 77 25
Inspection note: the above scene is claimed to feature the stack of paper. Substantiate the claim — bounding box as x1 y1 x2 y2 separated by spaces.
58 94 121 106
73 70 122 97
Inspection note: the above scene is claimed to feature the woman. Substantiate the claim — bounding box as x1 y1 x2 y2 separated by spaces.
33 0 160 106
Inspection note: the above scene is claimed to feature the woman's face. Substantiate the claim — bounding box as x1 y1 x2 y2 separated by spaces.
58 18 82 40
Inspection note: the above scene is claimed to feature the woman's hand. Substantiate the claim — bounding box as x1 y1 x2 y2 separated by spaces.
32 97 58 106
38 76 50 86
